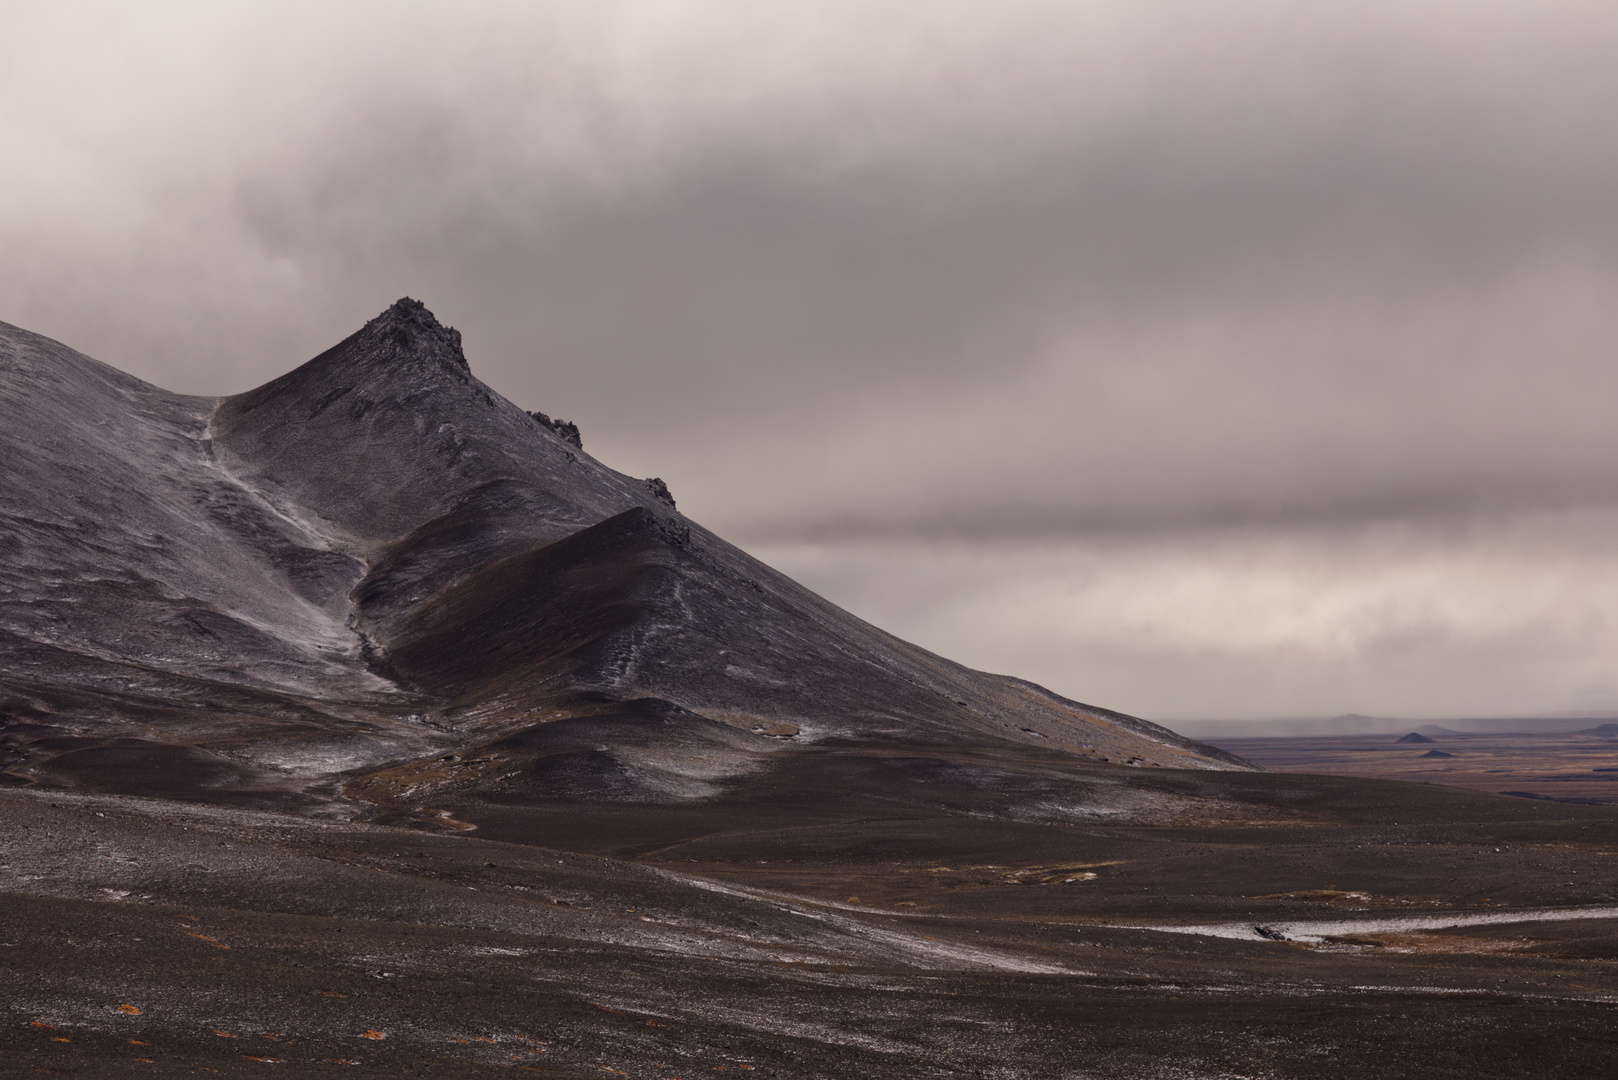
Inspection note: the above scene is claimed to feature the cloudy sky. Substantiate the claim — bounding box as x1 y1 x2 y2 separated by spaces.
7 0 1618 725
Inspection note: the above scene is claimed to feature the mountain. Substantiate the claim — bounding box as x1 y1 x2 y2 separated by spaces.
0 299 1246 822
10 301 1618 1079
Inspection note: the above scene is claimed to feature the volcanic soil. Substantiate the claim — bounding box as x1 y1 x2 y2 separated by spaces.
5 751 1618 1078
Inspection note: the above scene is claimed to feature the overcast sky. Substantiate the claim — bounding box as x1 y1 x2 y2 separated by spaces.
7 1 1618 724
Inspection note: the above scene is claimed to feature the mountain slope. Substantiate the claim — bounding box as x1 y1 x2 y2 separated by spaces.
0 299 1248 819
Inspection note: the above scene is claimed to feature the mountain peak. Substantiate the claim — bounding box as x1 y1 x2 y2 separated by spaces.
362 297 467 370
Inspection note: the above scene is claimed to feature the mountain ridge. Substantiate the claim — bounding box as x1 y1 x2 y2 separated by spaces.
0 299 1250 822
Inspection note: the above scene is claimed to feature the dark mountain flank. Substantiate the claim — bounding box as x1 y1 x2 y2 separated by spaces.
0 299 1246 820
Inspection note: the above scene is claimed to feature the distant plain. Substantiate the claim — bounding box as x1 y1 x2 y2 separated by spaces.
1210 727 1618 807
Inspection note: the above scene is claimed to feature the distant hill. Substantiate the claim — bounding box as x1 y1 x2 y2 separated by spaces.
1397 732 1435 743
1177 714 1618 739
1430 717 1618 735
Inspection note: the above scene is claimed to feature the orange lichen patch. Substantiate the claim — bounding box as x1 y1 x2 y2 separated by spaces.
129 1039 149 1045
134 1058 155 1063
214 1031 238 1038
117 1004 143 1015
188 933 229 949
29 1021 54 1029
360 1029 386 1040
51 1036 70 1042
242 1056 283 1063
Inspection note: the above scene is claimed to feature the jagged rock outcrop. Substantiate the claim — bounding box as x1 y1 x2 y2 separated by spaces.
527 409 582 449
643 476 676 509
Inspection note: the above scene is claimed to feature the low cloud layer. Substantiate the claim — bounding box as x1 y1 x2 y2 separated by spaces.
760 511 1618 721
7 1 1618 719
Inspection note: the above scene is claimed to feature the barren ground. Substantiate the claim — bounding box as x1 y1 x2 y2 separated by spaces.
5 751 1618 1078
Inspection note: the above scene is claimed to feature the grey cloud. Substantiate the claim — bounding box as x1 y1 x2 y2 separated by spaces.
10 1 1618 716
758 511 1618 720
177 9 1618 542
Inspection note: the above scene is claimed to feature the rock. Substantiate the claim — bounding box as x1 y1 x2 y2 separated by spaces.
1253 925 1287 941
526 410 583 449
643 477 676 509
372 297 468 371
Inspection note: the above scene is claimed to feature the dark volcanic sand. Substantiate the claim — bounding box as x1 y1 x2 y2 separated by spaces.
5 755 1618 1078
